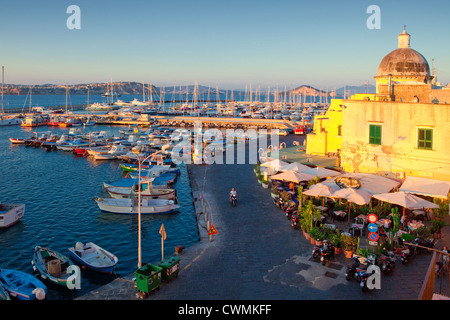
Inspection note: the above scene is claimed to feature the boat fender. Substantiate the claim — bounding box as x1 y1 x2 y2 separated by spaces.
32 288 46 300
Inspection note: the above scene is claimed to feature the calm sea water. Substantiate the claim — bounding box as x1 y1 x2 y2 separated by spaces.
1 93 329 111
0 124 198 300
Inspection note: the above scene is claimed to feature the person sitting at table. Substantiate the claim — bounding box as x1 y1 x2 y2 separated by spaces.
379 226 387 238
383 218 391 230
400 213 408 230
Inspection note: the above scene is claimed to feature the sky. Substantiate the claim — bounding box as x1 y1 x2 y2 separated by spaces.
0 0 449 90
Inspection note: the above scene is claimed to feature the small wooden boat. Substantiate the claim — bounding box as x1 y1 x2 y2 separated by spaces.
68 242 118 274
94 197 178 215
0 203 25 228
9 138 26 144
73 148 88 157
0 283 10 300
32 246 75 288
0 269 47 300
105 180 176 200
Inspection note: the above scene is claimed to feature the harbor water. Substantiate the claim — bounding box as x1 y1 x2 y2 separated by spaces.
0 124 199 300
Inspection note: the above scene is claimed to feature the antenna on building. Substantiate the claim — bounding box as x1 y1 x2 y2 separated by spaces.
432 58 438 85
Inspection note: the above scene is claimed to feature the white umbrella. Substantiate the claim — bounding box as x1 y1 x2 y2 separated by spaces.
373 191 439 213
331 188 373 222
270 171 316 184
303 183 340 208
279 162 312 173
301 167 341 179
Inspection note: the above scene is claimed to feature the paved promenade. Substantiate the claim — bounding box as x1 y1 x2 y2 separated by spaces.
77 157 445 301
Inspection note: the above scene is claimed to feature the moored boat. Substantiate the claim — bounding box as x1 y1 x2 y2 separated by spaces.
0 269 47 300
9 138 26 144
0 283 10 300
32 246 75 288
0 203 25 228
68 242 118 274
94 197 178 214
105 180 176 200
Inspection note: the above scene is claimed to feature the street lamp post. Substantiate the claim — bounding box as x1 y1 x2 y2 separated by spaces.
134 148 163 269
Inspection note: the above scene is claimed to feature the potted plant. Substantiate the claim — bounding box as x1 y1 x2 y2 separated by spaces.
431 219 446 239
309 227 319 245
416 226 432 242
342 234 358 258
300 200 315 240
330 232 343 255
314 228 327 246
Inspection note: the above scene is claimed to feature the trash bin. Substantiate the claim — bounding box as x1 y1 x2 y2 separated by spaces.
158 255 180 282
134 264 162 294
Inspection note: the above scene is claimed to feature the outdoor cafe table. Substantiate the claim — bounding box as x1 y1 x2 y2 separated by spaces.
334 210 347 217
412 210 426 220
316 206 328 212
408 220 424 232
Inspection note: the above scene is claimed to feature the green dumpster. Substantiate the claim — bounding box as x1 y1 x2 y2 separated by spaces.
158 255 180 282
134 264 162 294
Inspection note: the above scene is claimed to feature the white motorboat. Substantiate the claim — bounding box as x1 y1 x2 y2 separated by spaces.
94 197 178 214
0 203 25 228
105 180 176 200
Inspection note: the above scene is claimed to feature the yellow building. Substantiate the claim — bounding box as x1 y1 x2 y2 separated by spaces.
306 30 450 183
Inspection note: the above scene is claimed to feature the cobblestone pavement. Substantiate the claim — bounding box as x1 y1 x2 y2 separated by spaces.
77 156 441 301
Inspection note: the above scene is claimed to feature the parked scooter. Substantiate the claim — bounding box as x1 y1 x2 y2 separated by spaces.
320 241 335 266
401 243 417 264
378 251 396 275
285 205 297 220
312 244 322 260
291 214 300 229
273 197 285 210
357 254 378 290
345 257 361 281
415 238 435 253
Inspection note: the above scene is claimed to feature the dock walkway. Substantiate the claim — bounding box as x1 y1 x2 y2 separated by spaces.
77 160 442 300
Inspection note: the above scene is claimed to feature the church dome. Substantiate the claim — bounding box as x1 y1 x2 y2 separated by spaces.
376 30 431 78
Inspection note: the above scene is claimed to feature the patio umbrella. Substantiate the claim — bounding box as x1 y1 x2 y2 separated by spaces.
303 183 340 209
260 159 289 176
270 171 316 184
373 191 439 214
331 188 373 222
301 167 341 179
279 162 312 173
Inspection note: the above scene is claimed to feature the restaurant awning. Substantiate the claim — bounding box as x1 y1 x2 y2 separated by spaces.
399 176 450 200
279 162 312 173
301 167 341 179
270 171 316 183
373 191 440 210
322 173 401 195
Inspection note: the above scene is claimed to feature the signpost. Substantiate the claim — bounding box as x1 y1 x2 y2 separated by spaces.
367 214 379 246
160 224 167 261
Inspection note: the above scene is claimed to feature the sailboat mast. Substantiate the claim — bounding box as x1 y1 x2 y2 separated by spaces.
1 66 4 114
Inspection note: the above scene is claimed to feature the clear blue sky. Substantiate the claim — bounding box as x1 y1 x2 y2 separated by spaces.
1 0 449 90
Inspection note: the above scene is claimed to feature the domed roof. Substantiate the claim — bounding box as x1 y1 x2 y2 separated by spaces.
377 48 431 77
376 29 431 78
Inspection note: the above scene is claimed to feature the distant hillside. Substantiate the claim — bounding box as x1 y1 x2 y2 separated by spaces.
1 82 159 95
335 84 376 96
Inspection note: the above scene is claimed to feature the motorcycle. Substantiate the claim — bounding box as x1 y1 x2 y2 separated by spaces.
357 254 378 290
312 244 322 260
273 197 285 210
231 194 237 207
400 244 416 264
291 214 300 229
415 238 434 253
378 251 395 275
320 242 335 266
285 205 297 220
345 257 361 281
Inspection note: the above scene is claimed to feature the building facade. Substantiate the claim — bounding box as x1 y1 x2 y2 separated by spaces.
306 30 450 183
